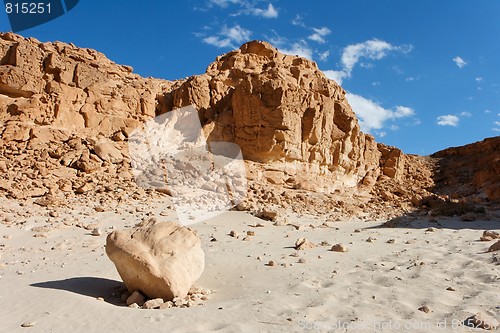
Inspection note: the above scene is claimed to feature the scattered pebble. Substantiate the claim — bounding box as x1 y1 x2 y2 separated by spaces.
418 305 432 313
267 260 276 266
366 237 376 243
21 322 36 328
465 312 499 330
126 291 145 306
487 240 500 252
331 244 347 252
295 238 315 250
481 230 500 241
91 228 102 236
143 298 164 309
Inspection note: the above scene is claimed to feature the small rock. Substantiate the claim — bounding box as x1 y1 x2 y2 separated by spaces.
246 231 255 236
128 303 140 309
91 228 102 236
143 298 164 309
331 244 347 252
298 258 306 264
4 216 14 224
481 230 500 241
159 301 173 309
267 260 276 267
21 322 36 328
465 312 499 330
387 239 395 244
126 291 146 306
446 287 456 291
487 240 500 252
354 229 361 233
85 223 99 230
426 227 438 232
366 237 376 243
418 305 432 313
259 209 279 221
229 230 238 238
294 238 315 250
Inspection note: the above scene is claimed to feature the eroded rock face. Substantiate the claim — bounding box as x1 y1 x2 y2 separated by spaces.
0 32 174 201
106 219 205 301
432 136 500 202
159 41 387 190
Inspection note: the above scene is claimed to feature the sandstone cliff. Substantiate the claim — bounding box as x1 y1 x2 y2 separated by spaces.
0 32 496 218
160 41 403 190
0 32 173 203
432 136 500 202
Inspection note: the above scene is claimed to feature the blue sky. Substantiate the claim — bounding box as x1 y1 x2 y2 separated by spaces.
1 0 499 155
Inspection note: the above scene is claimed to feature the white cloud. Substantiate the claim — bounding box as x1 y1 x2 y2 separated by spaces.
324 70 348 85
209 0 241 8
394 106 415 118
436 115 459 127
279 41 313 60
292 14 304 26
222 1 278 18
318 50 330 61
324 39 413 85
460 111 472 117
453 56 467 68
203 24 251 48
475 77 483 82
246 3 278 18
308 27 331 43
493 128 500 132
346 93 415 133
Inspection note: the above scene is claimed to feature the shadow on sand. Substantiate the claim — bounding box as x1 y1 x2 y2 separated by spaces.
31 277 126 306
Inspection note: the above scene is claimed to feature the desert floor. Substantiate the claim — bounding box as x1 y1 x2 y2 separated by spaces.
0 196 498 333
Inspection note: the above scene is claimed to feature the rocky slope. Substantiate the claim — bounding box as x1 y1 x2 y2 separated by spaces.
432 136 500 203
0 32 497 219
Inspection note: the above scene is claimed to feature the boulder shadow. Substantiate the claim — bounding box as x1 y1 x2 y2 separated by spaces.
31 277 126 306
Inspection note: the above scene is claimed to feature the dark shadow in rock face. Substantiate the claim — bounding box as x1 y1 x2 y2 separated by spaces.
31 277 126 306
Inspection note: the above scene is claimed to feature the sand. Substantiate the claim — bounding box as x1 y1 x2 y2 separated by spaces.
0 196 499 332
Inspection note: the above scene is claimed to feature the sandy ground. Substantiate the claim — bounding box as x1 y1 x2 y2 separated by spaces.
0 197 499 333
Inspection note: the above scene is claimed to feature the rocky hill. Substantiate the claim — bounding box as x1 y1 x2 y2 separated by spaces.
0 32 497 219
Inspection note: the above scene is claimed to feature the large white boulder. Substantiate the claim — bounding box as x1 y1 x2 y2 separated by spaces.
106 219 204 301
